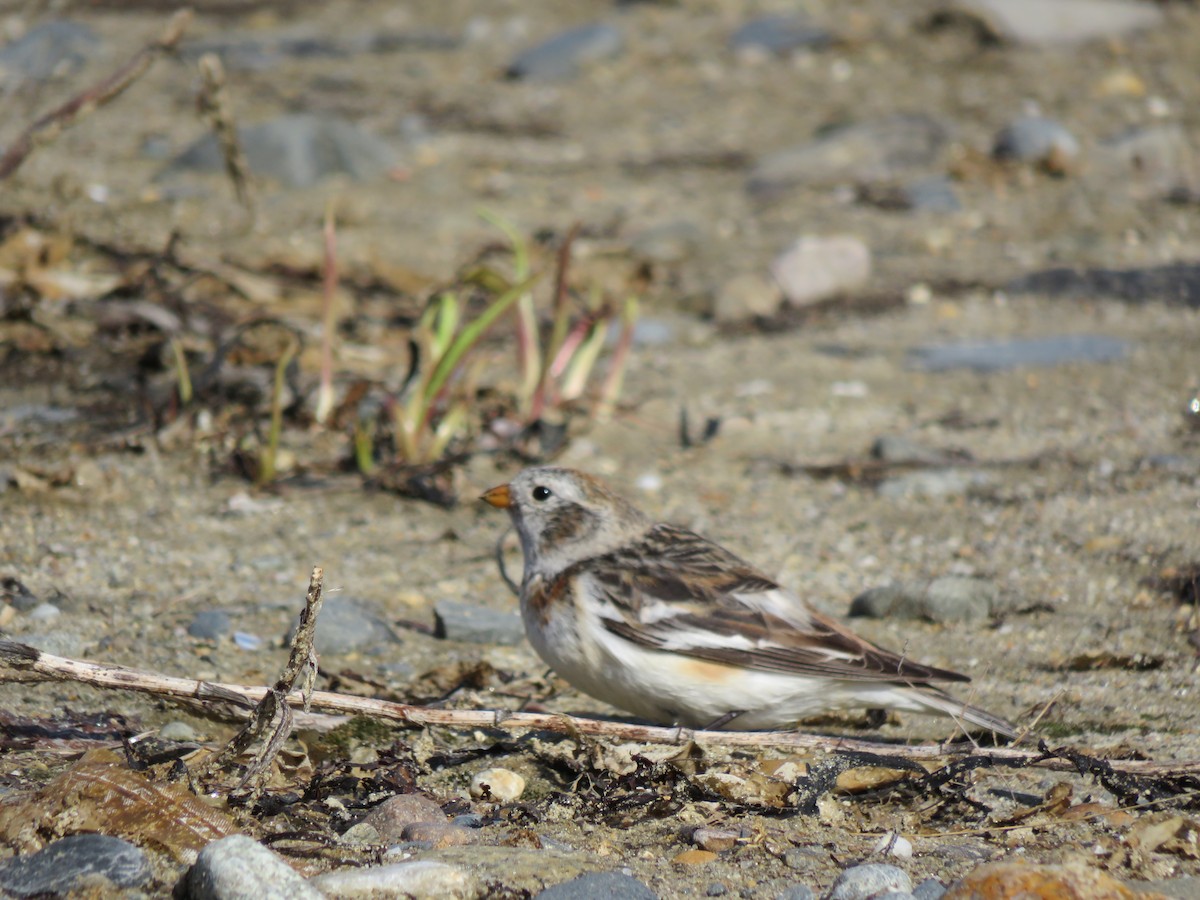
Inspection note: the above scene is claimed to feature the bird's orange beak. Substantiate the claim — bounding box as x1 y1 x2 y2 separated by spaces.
481 483 513 509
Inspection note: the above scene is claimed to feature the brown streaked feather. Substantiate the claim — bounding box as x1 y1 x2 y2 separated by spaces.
581 525 971 686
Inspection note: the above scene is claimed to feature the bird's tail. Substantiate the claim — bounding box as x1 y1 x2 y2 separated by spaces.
908 687 1019 741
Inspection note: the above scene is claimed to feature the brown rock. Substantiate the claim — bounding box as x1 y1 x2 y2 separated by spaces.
362 794 446 842
944 860 1161 899
692 828 739 853
672 849 718 866
400 822 478 848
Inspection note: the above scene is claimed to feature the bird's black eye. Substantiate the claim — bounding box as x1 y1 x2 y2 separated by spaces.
532 485 552 502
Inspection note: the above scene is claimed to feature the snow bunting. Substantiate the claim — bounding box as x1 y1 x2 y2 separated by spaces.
482 466 1017 739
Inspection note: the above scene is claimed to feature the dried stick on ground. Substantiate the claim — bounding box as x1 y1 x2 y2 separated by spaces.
196 51 255 215
196 566 324 798
0 9 193 181
2 636 1198 777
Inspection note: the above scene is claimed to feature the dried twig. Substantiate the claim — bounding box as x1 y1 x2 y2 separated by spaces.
2 636 1198 777
0 9 193 181
196 51 254 215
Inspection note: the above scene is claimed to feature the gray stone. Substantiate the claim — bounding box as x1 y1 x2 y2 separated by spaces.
729 15 832 56
507 23 623 81
0 21 99 88
908 334 1129 372
911 878 947 900
1098 124 1199 196
189 609 233 640
536 871 657 899
434 600 524 645
1007 263 1200 307
826 863 912 900
188 834 321 900
312 860 479 898
898 176 961 212
771 236 871 308
942 0 1163 46
289 596 398 655
775 885 815 900
0 835 150 897
748 115 948 194
362 793 447 842
992 117 1080 173
706 883 728 897
877 469 991 499
713 273 782 323
167 114 399 188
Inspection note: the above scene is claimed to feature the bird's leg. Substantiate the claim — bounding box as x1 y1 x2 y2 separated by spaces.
699 710 746 731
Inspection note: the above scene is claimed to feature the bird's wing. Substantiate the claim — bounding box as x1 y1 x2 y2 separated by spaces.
576 523 969 685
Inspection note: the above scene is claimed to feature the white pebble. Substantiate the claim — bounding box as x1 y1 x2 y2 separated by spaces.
470 767 525 802
871 832 913 858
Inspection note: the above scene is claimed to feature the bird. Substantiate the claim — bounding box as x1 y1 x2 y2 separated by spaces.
481 466 1018 739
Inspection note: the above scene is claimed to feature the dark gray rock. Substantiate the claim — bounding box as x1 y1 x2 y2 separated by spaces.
0 21 99 87
507 23 624 81
912 878 947 900
189 835 322 900
851 578 1000 624
188 609 233 640
434 600 524 645
826 864 912 900
748 115 948 194
536 871 657 899
706 883 728 897
167 114 399 188
0 835 150 897
288 596 398 655
992 117 1079 172
1007 263 1200 307
729 15 832 56
908 334 1129 372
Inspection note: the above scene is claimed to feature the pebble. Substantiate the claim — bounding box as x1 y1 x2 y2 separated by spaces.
1098 124 1198 196
871 435 955 466
27 602 60 622
167 114 399 188
748 114 947 194
362 793 446 842
469 767 526 802
942 860 1142 899
871 832 914 859
691 827 739 852
673 849 717 866
535 871 658 899
992 117 1080 174
877 469 991 500
506 23 624 81
287 595 398 655
0 21 99 88
729 15 832 57
897 175 962 213
188 609 233 640
850 577 999 624
232 630 262 651
311 860 478 899
400 822 478 847
770 236 871 308
774 887 815 900
338 822 380 845
908 334 1129 372
0 835 150 897
1007 263 1200 307
434 600 525 645
912 878 947 900
944 0 1164 46
159 720 199 741
713 273 783 323
826 863 912 900
706 883 728 897
187 834 322 900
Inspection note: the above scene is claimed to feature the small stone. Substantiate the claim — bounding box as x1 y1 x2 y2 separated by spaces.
941 0 1164 46
898 176 962 213
871 435 957 465
232 631 262 651
908 334 1129 372
943 860 1143 899
912 878 947 900
536 871 658 899
850 578 999 624
827 863 912 900
774 887 815 900
877 470 992 500
992 117 1080 174
339 822 381 845
1098 124 1199 197
506 23 623 81
160 720 199 742
770 236 871 308
1007 263 1200 307
400 822 477 848
729 15 832 57
362 794 446 842
434 600 525 645
871 832 914 859
287 596 398 655
0 835 150 897
188 609 232 640
673 849 717 866
28 602 60 622
470 767 526 802
311 860 478 900
188 834 322 900
782 847 823 870
706 883 728 897
713 273 782 323
692 828 739 852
